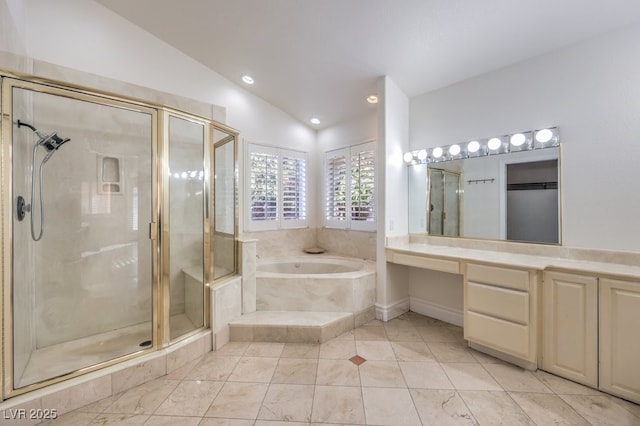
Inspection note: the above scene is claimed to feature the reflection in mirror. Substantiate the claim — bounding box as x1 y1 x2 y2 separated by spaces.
408 147 560 244
213 128 236 279
506 159 559 243
428 168 461 236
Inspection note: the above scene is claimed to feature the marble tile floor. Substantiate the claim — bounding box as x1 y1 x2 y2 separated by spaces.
38 312 639 425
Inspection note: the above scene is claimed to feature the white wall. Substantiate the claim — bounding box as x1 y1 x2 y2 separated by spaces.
410 23 640 252
376 76 410 319
1 0 26 57
316 111 377 152
380 77 410 239
15 0 317 233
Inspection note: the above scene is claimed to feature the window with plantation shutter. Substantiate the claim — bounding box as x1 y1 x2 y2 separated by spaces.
246 143 307 230
325 141 376 231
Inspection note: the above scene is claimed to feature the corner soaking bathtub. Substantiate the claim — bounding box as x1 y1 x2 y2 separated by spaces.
256 255 376 313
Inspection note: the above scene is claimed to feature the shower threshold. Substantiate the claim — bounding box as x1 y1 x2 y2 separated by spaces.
16 321 152 389
16 313 197 389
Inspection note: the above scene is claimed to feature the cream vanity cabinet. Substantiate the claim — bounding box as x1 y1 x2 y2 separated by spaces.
542 271 598 386
599 277 640 403
542 271 640 404
464 262 538 366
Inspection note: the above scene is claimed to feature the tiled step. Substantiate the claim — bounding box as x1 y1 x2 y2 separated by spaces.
228 311 354 343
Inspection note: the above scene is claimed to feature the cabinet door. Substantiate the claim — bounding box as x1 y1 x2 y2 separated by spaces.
599 278 640 404
542 271 598 387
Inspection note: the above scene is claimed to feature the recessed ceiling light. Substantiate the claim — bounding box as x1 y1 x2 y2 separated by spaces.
242 75 254 84
310 118 321 125
367 95 378 104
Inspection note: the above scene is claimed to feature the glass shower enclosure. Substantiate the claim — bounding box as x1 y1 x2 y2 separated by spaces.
7 81 156 390
1 74 238 399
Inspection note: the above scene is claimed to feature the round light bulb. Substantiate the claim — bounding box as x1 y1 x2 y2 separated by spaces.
535 128 553 143
449 144 461 156
432 147 443 158
403 152 414 163
510 133 526 146
488 138 502 150
467 140 480 153
417 149 428 160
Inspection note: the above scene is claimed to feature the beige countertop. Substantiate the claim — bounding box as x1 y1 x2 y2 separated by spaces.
386 239 640 279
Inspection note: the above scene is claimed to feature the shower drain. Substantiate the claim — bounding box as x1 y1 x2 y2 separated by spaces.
139 340 152 348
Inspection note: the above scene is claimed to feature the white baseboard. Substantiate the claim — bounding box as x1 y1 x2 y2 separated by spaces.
409 296 463 327
375 298 410 322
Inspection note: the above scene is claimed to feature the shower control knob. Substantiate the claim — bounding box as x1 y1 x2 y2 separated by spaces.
16 195 29 221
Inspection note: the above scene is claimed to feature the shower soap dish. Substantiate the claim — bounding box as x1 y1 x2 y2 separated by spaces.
304 247 326 254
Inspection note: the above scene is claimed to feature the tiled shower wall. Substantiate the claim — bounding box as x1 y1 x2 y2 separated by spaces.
12 92 154 349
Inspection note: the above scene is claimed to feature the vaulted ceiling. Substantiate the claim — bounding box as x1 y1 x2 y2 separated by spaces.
97 0 640 129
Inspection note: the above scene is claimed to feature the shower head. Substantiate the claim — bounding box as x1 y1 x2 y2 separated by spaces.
17 120 70 152
39 132 70 152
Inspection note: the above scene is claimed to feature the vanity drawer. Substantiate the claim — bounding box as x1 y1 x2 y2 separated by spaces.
466 263 530 291
390 252 459 274
466 311 531 360
467 282 529 324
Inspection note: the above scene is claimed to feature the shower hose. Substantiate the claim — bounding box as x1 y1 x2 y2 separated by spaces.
30 142 51 241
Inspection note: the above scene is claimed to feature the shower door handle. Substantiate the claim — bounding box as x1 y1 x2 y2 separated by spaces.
149 222 158 240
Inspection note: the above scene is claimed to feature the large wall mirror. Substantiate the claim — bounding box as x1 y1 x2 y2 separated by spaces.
408 147 561 244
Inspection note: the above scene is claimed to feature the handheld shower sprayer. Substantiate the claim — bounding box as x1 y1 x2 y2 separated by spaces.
15 120 71 241
18 120 70 153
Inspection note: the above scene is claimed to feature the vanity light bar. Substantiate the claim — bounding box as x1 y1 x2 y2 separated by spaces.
403 127 559 165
